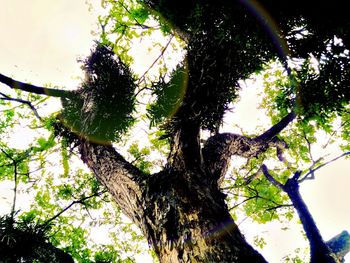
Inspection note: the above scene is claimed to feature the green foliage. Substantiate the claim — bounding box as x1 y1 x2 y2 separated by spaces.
128 142 153 173
0 213 71 263
340 112 350 151
99 0 154 64
253 236 267 249
94 249 118 262
283 247 308 263
148 129 170 156
242 177 290 223
147 66 188 128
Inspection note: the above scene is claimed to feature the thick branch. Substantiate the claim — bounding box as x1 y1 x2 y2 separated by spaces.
255 111 296 140
202 112 295 184
283 177 337 263
0 73 72 98
202 136 285 183
168 122 202 171
78 140 146 225
262 164 339 263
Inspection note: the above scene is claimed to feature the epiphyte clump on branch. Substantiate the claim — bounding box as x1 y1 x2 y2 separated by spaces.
59 43 136 144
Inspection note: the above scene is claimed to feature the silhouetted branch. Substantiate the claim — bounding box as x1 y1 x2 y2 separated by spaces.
137 35 174 85
0 92 42 120
0 73 73 98
229 196 257 210
261 164 284 189
43 190 107 227
264 204 293 211
256 111 296 141
0 148 19 216
299 151 350 182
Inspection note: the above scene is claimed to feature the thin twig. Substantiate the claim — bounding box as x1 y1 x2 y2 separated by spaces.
0 95 42 120
322 120 349 149
265 203 293 211
118 0 151 29
229 196 257 210
42 190 107 227
299 151 350 182
12 161 18 215
137 36 174 85
302 129 315 163
0 148 19 216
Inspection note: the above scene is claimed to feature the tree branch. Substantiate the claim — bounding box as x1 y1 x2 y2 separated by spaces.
326 230 350 261
255 111 296 141
203 112 296 185
0 73 73 98
264 203 293 211
118 0 152 29
43 190 107 227
0 92 42 120
0 148 19 216
137 35 174 85
261 164 284 189
78 140 147 227
299 151 350 182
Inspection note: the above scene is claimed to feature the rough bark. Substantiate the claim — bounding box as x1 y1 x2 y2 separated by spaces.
168 122 202 170
78 136 267 262
79 140 146 225
0 69 274 263
75 110 297 262
142 169 267 263
203 112 295 184
0 1 348 261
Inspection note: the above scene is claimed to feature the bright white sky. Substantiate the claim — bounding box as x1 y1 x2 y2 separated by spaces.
0 1 349 262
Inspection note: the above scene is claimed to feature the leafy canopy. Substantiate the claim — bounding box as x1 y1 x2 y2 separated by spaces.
1 0 350 262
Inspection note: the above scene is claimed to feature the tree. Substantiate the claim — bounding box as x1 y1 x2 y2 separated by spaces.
1 0 350 262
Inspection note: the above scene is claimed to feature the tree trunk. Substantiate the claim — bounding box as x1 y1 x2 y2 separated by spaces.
79 139 266 262
142 169 266 262
284 178 338 263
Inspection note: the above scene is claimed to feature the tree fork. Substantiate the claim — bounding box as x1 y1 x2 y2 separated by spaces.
79 138 267 262
203 111 295 184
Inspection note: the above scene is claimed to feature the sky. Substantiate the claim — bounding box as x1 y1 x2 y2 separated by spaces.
0 0 349 262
